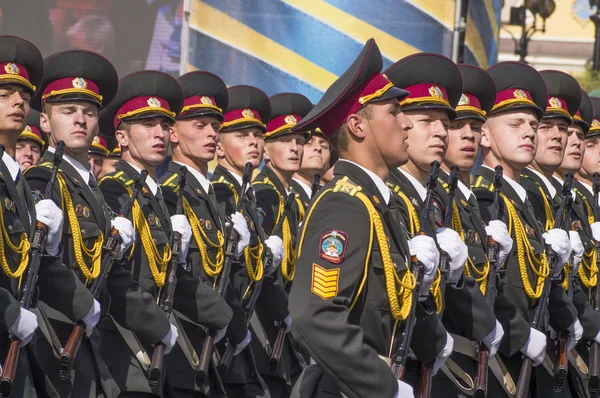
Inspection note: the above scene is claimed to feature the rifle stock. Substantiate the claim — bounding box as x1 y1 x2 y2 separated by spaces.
0 141 65 397
474 165 503 398
59 170 148 380
515 173 574 398
148 167 188 388
196 162 253 387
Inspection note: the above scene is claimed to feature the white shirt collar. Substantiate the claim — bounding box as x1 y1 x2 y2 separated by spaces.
527 167 557 198
457 179 474 201
482 165 527 202
398 168 427 202
339 160 390 204
174 161 211 194
2 152 20 182
126 161 159 195
47 146 91 185
292 178 312 199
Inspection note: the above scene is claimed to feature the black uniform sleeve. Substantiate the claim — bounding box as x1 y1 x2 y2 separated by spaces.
289 191 404 398
571 281 600 341
0 288 20 333
445 276 496 341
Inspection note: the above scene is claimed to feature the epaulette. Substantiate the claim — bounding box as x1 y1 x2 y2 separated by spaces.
99 170 135 188
213 176 238 202
438 177 450 193
473 175 493 192
160 172 180 192
332 177 362 197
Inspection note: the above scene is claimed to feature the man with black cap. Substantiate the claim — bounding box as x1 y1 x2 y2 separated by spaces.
88 135 110 179
252 92 314 397
291 128 330 208
384 53 501 397
212 83 286 398
15 109 44 171
159 72 248 398
98 70 190 397
288 39 449 398
0 36 102 398
23 50 136 397
426 63 513 397
472 62 579 396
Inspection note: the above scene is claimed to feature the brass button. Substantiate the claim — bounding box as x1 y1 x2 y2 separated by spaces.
81 229 86 234
7 226 12 232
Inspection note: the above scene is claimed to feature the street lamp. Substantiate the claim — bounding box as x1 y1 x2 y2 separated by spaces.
507 0 556 63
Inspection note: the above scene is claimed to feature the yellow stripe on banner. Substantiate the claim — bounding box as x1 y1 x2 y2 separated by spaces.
484 0 499 44
190 0 337 92
282 0 419 62
407 0 488 67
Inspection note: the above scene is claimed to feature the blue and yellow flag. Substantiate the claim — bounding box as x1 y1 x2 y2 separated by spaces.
188 0 501 103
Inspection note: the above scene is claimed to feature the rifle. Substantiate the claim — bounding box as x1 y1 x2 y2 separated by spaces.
590 172 600 395
59 170 148 380
196 162 253 387
0 141 65 397
474 165 503 398
218 183 294 374
417 164 457 398
391 161 440 381
515 173 574 398
148 167 188 388
267 190 298 374
553 181 575 393
310 173 321 199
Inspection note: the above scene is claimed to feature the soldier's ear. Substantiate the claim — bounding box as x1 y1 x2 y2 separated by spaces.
216 141 226 158
40 112 51 134
480 121 492 149
263 145 271 162
115 128 128 149
170 122 180 145
345 113 366 140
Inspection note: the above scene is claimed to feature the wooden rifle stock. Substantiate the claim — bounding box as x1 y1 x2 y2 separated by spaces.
196 162 253 387
515 173 574 398
148 167 188 388
0 141 65 397
59 170 148 380
590 172 600 395
474 165 503 398
417 164 457 398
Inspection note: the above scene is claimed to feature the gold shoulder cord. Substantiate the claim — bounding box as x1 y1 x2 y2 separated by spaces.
298 177 415 321
0 192 30 282
572 188 598 288
107 174 172 287
215 177 264 283
474 178 549 299
295 195 305 222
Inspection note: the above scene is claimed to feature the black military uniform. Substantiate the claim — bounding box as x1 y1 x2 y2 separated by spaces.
160 71 242 398
288 39 448 398
97 71 186 397
24 50 123 398
211 84 283 397
0 36 97 398
384 54 499 397
473 63 579 393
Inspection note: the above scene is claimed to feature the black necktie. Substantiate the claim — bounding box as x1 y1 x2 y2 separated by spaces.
208 184 219 213
468 193 479 213
88 173 103 204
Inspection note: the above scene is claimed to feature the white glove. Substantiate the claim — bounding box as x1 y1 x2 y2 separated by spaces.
485 220 513 269
264 235 283 275
215 325 227 344
35 199 63 256
520 327 547 366
569 231 584 274
591 222 600 241
112 217 135 260
283 314 292 333
234 330 252 356
170 214 192 263
436 228 468 286
9 307 38 347
82 299 101 337
231 212 250 257
567 319 583 352
482 320 504 358
408 235 440 300
433 332 454 375
543 229 572 276
594 330 600 344
161 323 179 354
394 380 415 398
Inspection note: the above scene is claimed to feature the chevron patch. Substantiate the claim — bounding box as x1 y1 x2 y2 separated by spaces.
311 263 340 300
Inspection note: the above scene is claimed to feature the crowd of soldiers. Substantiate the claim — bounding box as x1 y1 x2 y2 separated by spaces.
2 32 600 398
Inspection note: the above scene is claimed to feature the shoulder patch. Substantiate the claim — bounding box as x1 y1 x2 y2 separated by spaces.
31 189 44 204
319 230 348 264
311 263 340 300
257 206 266 226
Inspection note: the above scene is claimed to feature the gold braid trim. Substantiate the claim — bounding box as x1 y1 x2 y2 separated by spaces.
501 194 549 299
537 184 555 231
0 201 29 279
295 195 305 222
281 216 296 282
573 190 598 288
56 174 103 281
183 197 224 279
